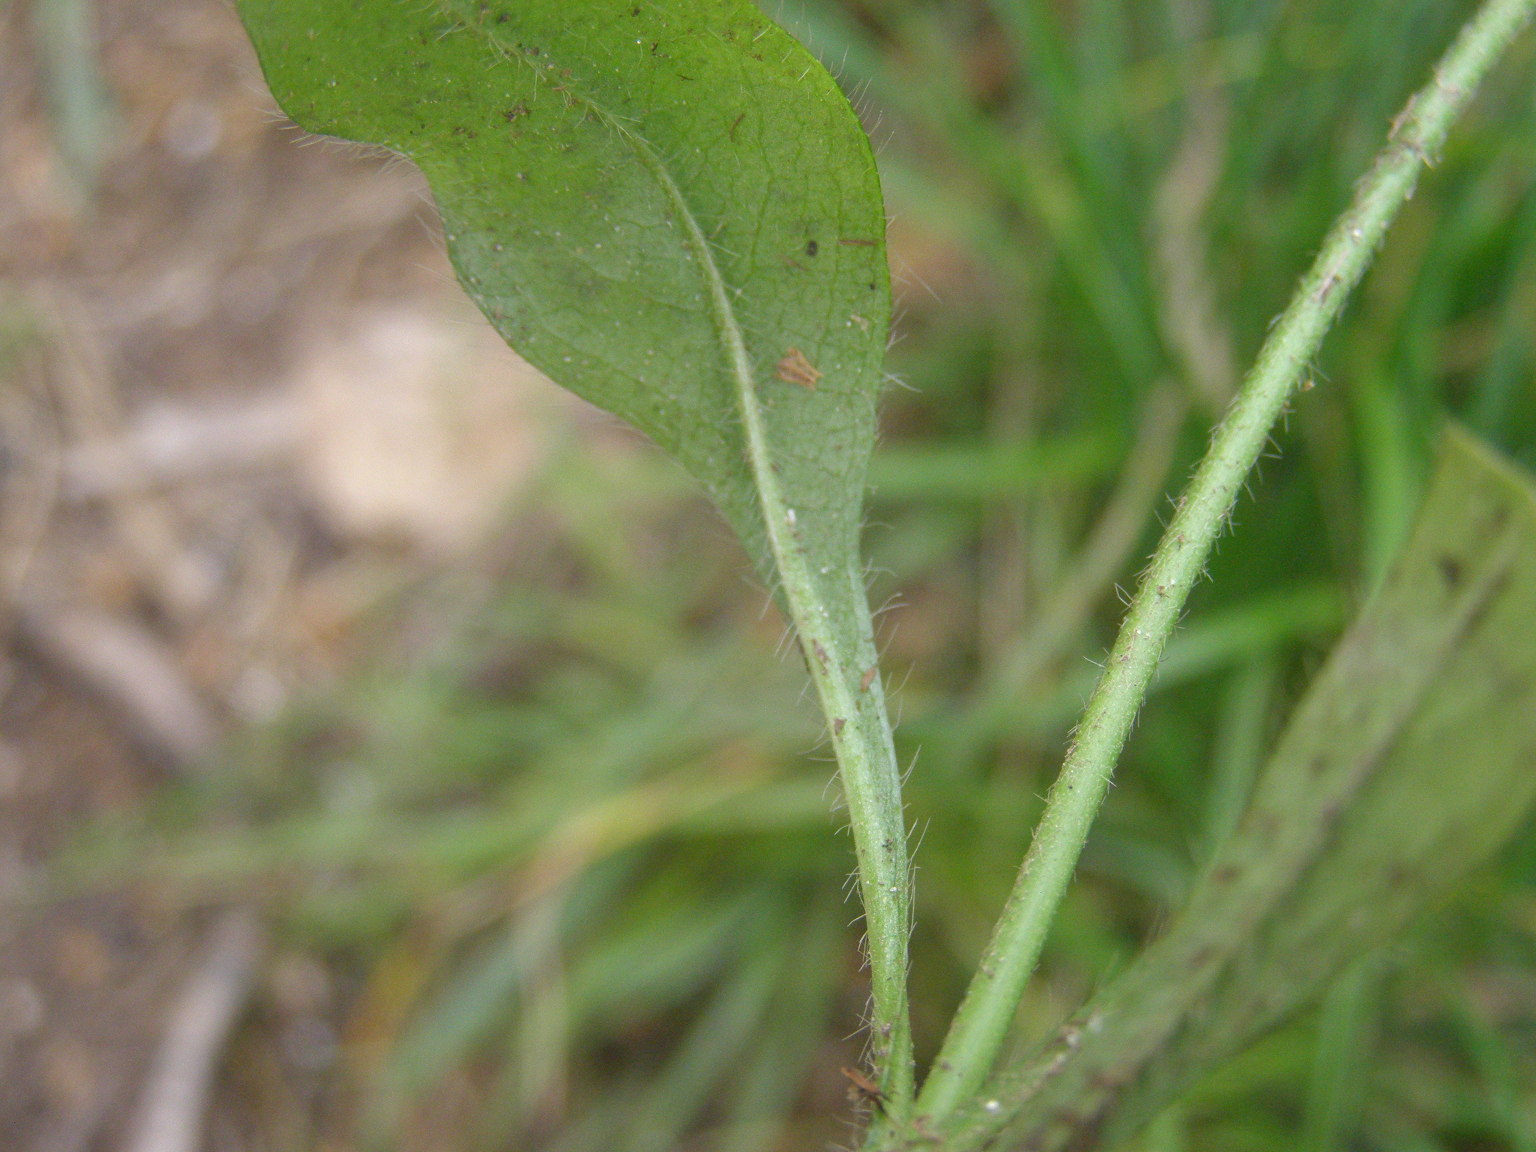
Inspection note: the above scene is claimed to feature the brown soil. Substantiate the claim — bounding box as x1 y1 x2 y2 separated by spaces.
1 0 564 1147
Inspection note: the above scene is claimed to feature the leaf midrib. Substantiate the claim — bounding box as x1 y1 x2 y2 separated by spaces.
485 37 748 412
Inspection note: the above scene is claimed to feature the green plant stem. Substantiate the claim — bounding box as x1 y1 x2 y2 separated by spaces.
669 156 916 1115
910 0 1536 1126
731 342 918 1122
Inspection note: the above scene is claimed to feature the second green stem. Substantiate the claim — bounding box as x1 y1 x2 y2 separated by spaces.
912 0 1536 1125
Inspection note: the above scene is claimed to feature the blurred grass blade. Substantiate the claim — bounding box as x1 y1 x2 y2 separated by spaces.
868 432 1121 503
32 0 112 194
937 425 1536 1152
1201 656 1280 860
715 896 844 1152
1299 960 1381 1152
612 941 784 1152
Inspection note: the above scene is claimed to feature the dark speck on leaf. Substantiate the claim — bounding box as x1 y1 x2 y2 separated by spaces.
806 239 819 257
1438 554 1464 588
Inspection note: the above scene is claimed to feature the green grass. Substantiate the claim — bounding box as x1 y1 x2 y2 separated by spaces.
119 0 1536 1148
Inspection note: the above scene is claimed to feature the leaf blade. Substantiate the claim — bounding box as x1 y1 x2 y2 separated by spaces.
236 0 890 588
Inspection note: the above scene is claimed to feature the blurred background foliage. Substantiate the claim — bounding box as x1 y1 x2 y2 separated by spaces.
82 0 1536 1148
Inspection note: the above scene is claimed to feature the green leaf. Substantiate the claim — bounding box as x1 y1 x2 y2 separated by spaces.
932 426 1536 1152
236 0 917 1110
235 0 889 592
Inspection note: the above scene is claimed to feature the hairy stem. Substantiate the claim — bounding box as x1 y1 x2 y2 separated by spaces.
676 190 916 1123
911 0 1536 1125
